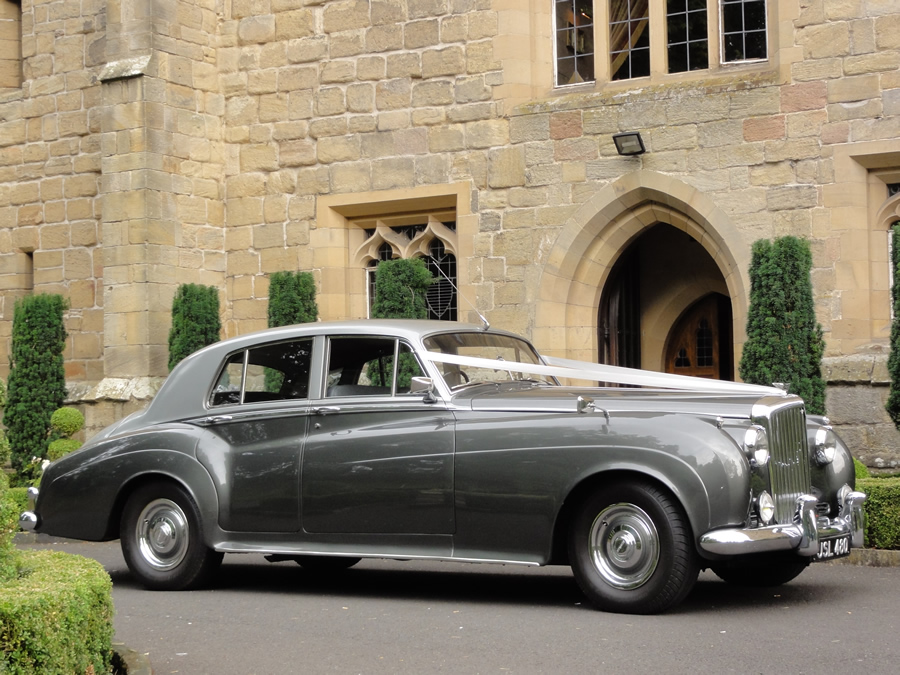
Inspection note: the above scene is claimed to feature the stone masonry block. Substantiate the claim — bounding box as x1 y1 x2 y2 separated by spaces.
781 81 827 113
488 146 525 188
422 46 465 78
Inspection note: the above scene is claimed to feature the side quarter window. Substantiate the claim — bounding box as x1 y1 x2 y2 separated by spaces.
210 338 313 406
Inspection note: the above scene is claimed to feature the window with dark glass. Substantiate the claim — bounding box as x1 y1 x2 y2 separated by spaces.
555 0 595 86
210 338 313 406
610 0 650 80
424 240 457 322
696 318 713 367
721 0 767 62
667 0 708 72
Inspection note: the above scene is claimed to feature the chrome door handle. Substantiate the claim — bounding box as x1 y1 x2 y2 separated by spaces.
313 406 341 415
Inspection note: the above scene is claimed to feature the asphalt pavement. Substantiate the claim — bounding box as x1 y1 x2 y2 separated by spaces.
14 537 900 674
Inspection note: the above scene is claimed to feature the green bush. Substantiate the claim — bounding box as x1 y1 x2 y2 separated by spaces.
371 258 433 321
0 551 114 674
168 284 221 371
857 477 900 550
5 295 68 477
739 237 826 415
268 271 318 327
47 439 83 463
369 259 434 388
0 473 113 673
266 271 319 392
854 457 870 480
49 407 84 440
0 473 19 583
886 223 900 427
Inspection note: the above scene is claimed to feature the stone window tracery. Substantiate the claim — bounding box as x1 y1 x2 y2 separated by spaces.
354 215 459 321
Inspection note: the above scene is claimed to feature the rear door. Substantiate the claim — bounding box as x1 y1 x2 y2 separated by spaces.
196 338 313 532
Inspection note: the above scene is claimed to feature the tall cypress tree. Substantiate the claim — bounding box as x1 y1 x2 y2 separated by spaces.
886 223 900 427
167 284 221 371
267 271 318 328
739 236 826 414
5 294 68 476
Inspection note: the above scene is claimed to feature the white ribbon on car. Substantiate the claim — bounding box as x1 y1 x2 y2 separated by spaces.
421 351 784 396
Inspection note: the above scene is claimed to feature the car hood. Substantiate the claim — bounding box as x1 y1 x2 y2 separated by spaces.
454 383 788 419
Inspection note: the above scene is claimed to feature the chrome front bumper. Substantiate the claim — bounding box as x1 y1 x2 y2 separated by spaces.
18 486 40 532
699 490 866 558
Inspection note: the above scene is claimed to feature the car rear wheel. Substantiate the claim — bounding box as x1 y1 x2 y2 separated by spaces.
710 559 809 587
120 482 223 590
569 481 699 614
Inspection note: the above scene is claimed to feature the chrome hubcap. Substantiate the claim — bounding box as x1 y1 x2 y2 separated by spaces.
136 498 189 571
589 503 660 590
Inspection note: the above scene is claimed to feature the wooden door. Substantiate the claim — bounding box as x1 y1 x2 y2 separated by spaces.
664 295 724 380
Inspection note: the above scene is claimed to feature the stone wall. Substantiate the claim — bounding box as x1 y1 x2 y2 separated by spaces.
0 1 899 464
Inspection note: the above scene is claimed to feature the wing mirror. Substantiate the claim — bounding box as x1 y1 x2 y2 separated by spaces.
410 377 437 404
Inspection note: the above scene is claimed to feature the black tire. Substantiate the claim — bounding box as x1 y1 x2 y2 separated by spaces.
710 559 809 587
568 481 700 614
120 482 223 591
295 555 361 571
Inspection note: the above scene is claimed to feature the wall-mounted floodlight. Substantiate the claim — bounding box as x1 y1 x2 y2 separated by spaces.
613 132 646 156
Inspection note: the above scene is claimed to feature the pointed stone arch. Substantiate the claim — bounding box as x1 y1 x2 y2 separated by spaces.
534 171 750 376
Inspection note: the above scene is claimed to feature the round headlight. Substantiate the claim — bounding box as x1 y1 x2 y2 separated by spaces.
757 491 776 525
743 425 769 466
814 427 836 466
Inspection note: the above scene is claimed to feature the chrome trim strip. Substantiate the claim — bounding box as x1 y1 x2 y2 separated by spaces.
214 544 541 567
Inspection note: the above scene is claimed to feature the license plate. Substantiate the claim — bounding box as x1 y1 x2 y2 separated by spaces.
815 534 851 560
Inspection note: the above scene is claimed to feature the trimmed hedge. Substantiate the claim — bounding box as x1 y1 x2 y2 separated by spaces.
857 476 900 550
0 550 114 674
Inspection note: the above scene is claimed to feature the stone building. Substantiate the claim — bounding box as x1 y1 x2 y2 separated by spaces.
1 0 899 467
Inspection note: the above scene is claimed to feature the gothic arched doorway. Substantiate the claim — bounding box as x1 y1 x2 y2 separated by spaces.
597 223 734 379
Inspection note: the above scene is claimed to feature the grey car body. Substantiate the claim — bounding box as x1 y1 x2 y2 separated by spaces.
21 320 866 614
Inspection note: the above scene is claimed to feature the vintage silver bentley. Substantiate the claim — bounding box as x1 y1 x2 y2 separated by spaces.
21 320 866 614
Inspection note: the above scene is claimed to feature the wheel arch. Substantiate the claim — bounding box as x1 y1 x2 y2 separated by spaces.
104 460 219 544
549 467 709 565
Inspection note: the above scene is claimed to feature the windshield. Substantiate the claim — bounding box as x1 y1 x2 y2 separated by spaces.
423 332 556 388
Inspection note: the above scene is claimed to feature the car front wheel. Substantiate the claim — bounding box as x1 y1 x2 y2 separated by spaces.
569 481 700 614
120 482 223 591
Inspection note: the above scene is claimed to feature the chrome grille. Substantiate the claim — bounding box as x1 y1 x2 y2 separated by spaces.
766 404 811 524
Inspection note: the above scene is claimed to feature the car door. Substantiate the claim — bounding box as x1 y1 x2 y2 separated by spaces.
301 335 456 535
196 337 313 532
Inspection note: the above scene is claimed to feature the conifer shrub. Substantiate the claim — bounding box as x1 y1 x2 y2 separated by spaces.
739 236 826 415
369 259 434 388
268 271 318 327
371 258 433 320
168 284 221 371
5 295 68 477
265 271 319 393
885 223 900 427
47 407 85 462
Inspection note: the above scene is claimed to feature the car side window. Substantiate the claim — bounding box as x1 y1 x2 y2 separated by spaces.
210 338 313 406
325 337 425 397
